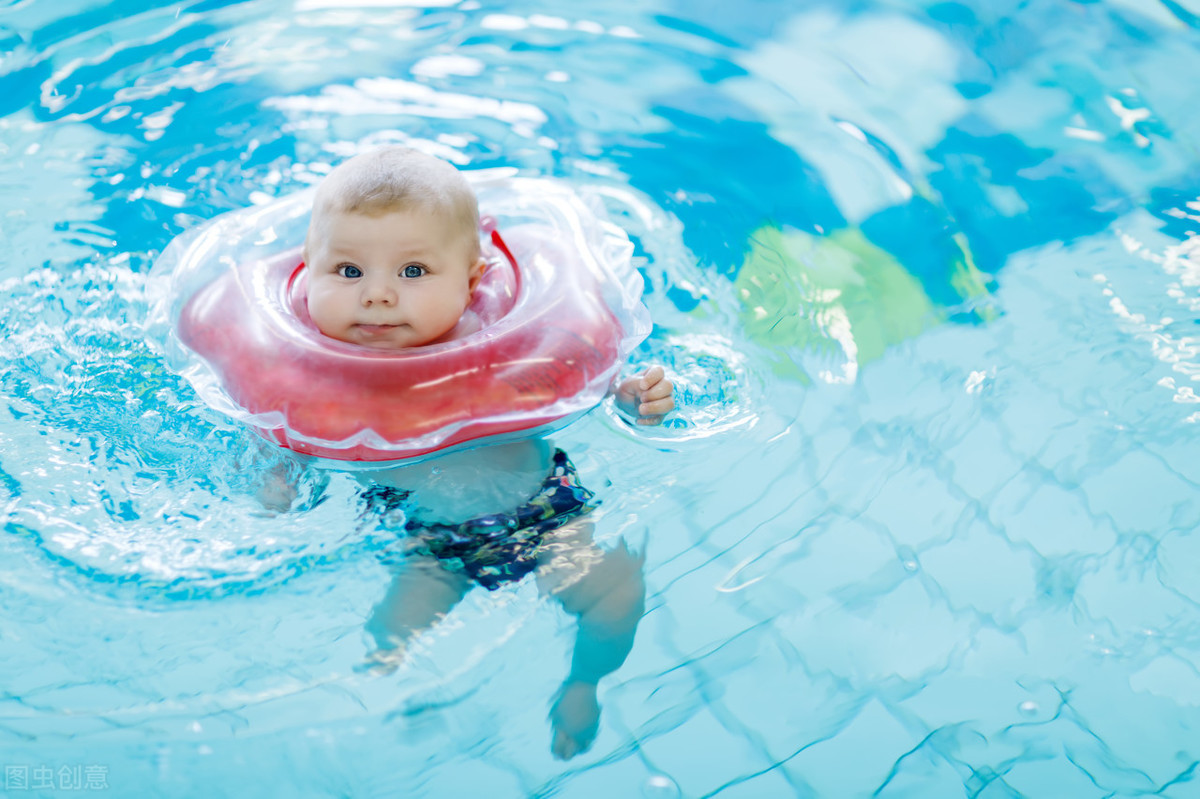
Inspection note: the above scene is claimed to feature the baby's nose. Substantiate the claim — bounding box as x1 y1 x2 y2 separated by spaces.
361 280 397 306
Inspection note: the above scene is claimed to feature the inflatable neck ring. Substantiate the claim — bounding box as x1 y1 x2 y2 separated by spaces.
147 171 652 463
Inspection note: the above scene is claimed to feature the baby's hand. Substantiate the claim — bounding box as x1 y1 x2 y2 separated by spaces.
615 366 674 426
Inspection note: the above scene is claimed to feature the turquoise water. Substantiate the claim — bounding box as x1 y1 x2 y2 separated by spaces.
2 0 1199 796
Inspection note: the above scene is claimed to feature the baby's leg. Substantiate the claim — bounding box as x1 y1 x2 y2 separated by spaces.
535 520 647 759
364 554 471 673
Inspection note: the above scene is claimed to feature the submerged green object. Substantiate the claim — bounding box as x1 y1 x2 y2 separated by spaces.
734 224 992 383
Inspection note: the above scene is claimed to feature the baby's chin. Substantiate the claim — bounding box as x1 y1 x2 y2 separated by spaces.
318 324 451 350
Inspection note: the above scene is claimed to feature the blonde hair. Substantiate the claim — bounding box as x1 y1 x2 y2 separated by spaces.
305 146 481 259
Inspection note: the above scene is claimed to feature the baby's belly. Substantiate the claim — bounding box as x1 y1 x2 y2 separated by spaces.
362 438 554 523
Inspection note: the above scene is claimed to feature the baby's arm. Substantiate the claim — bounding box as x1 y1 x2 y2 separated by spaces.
255 463 300 513
614 365 674 426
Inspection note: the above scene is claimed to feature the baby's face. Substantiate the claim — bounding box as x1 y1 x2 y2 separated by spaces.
304 208 484 349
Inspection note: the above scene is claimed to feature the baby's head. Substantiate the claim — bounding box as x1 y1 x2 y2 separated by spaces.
303 147 485 349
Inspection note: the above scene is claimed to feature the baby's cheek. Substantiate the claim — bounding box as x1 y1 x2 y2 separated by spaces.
305 294 323 325
305 289 338 335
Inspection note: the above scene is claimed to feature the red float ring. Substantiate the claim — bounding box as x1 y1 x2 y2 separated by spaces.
148 175 652 463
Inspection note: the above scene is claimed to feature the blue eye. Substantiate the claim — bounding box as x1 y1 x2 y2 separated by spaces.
402 264 425 278
338 264 362 278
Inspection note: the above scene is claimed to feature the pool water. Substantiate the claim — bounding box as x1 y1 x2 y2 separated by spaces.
2 0 1199 796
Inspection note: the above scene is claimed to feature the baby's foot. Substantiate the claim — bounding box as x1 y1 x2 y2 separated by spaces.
549 681 600 760
355 646 407 676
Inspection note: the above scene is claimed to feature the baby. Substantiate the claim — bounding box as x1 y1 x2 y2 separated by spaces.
298 146 671 759
302 146 674 421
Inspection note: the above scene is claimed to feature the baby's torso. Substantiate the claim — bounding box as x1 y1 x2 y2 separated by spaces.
360 438 555 524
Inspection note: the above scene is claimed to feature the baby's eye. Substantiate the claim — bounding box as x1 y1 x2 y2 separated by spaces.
402 264 426 278
338 264 363 279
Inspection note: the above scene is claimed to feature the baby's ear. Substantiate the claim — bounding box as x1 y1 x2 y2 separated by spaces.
467 256 486 293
